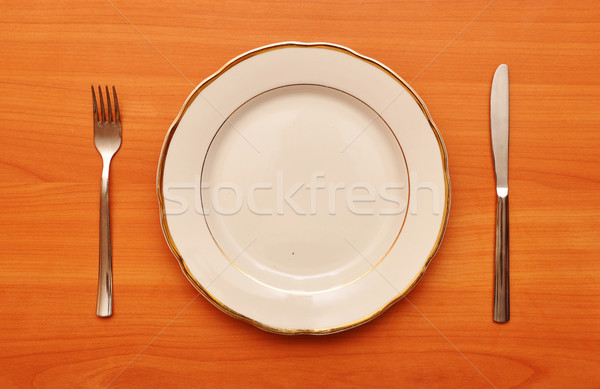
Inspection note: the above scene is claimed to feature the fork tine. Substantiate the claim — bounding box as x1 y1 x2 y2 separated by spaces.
105 85 113 123
112 86 120 123
91 86 99 122
98 85 105 122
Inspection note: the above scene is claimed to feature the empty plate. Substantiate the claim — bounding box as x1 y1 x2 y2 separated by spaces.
157 42 450 334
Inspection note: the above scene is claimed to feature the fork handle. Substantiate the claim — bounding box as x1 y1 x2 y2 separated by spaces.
97 158 113 317
493 194 509 323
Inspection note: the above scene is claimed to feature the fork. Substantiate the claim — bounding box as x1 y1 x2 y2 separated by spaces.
92 85 122 317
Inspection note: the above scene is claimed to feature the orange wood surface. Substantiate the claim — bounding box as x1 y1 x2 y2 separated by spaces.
1 1 599 387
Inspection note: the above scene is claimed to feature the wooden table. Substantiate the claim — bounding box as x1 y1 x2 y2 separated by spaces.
1 1 599 387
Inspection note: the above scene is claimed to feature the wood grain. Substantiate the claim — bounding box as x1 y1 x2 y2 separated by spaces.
1 0 599 387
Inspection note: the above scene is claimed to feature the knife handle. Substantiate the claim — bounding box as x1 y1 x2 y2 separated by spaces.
494 194 509 322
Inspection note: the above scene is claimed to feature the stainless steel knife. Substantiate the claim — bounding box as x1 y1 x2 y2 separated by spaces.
491 64 510 323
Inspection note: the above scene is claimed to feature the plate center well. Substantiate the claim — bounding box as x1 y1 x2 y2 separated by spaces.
201 84 409 293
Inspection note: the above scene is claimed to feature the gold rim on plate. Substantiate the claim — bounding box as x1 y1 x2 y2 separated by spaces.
156 42 451 335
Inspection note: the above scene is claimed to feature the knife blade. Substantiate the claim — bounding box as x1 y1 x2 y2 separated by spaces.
491 64 510 323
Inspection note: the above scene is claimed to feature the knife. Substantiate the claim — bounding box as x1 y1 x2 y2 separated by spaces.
491 64 509 323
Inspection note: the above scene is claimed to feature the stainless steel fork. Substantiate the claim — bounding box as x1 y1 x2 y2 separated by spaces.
92 85 122 317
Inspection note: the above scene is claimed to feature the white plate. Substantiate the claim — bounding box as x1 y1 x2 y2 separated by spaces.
157 42 450 334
